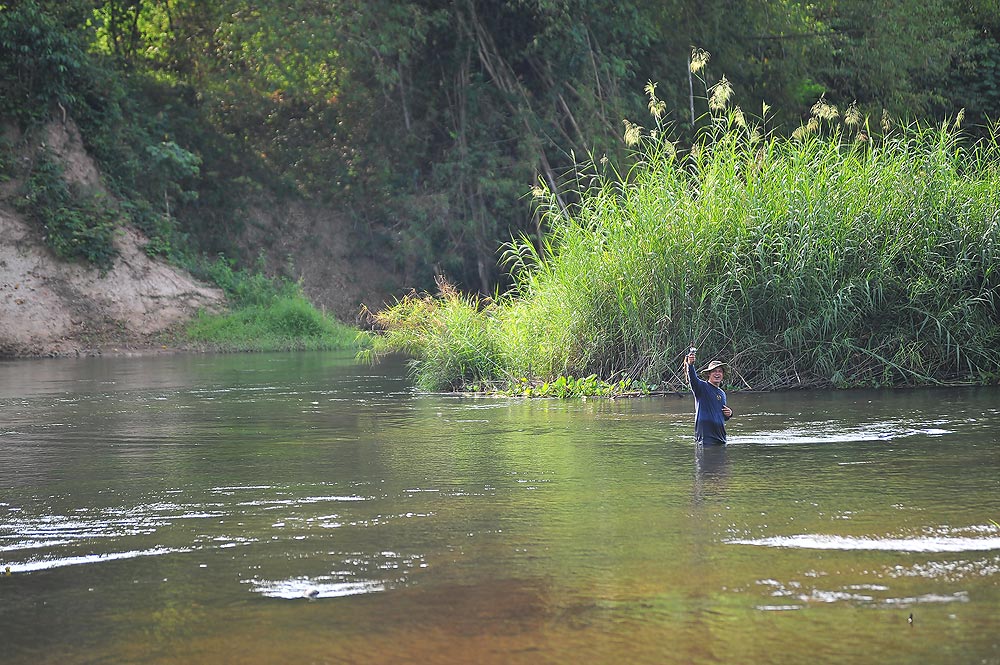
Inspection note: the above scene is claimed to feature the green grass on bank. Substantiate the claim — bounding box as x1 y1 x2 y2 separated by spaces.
184 257 362 352
184 295 359 352
366 91 1000 393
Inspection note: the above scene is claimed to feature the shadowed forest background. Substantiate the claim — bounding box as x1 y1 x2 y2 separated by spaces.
2 0 999 300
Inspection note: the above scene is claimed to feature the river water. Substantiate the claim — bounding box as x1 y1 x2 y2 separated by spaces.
1 351 997 664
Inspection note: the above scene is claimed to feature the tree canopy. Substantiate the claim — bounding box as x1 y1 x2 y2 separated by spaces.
2 0 998 294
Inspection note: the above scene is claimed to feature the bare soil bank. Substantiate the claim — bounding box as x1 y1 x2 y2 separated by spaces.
0 119 403 358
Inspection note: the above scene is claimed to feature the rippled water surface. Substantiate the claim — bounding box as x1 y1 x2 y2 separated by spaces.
1 352 998 664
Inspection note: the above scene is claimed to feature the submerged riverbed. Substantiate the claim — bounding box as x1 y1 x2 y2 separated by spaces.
1 352 998 664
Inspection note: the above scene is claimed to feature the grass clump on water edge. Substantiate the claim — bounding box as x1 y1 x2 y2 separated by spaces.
365 73 1000 393
359 277 508 392
184 256 360 352
360 277 657 396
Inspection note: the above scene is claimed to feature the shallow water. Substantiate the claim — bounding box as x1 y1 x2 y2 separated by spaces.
1 352 997 664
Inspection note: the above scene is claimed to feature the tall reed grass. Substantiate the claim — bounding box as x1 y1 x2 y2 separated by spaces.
368 86 1000 391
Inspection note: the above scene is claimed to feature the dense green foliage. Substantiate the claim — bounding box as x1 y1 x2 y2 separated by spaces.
0 0 206 263
17 149 120 271
4 0 999 296
0 0 88 124
366 83 1000 391
2 1 1000 369
184 257 359 352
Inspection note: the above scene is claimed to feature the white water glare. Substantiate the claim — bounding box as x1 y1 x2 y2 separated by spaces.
728 533 1000 553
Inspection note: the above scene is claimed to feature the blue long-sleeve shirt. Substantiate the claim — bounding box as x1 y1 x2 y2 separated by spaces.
688 361 729 446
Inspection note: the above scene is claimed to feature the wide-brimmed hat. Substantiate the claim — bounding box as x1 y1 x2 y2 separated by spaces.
699 360 728 379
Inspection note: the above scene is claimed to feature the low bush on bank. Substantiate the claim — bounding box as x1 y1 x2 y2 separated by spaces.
17 149 120 272
186 257 359 352
367 88 1000 392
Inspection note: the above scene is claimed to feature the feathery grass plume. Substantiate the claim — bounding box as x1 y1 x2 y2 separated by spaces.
623 119 643 146
689 47 710 73
954 108 965 130
732 106 746 129
845 101 861 127
708 75 733 111
811 95 839 121
660 138 677 160
645 80 666 120
881 109 893 133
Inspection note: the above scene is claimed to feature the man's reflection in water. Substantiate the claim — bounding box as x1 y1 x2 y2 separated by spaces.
693 443 730 503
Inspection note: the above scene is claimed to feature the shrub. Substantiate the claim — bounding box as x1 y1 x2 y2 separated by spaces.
17 149 119 272
184 255 358 352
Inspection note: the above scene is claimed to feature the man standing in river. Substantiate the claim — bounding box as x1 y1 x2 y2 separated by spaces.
685 348 733 446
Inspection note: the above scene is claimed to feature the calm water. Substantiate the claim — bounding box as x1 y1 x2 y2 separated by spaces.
1 352 998 664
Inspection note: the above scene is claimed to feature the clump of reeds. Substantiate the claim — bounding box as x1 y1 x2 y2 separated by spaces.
366 55 1000 392
361 276 508 391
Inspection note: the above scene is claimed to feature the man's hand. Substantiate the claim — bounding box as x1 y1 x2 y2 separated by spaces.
722 406 732 418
